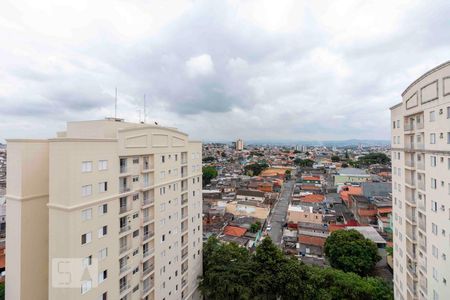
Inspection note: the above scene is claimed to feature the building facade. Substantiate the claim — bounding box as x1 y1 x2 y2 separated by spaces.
6 119 203 300
235 139 244 151
391 61 450 300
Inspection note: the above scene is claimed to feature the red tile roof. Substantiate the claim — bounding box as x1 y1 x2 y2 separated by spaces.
377 207 392 214
302 176 321 181
300 194 325 203
357 209 378 217
298 235 326 247
223 225 247 237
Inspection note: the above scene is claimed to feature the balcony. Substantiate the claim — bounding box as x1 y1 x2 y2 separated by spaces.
143 264 154 276
142 214 154 224
142 282 154 296
120 165 128 174
120 282 131 294
405 143 425 151
120 205 131 214
418 255 427 272
120 264 131 274
406 229 417 242
416 122 424 130
182 277 187 288
416 160 425 171
405 194 416 205
142 231 154 242
418 235 427 251
182 247 188 260
119 244 131 255
406 211 417 224
419 276 427 294
119 185 131 194
418 199 426 211
417 180 425 191
143 248 155 258
181 197 188 206
142 197 154 206
181 224 188 233
407 261 417 277
405 176 416 187
407 281 417 297
404 123 414 131
418 219 426 232
120 225 131 234
405 160 415 168
181 266 188 275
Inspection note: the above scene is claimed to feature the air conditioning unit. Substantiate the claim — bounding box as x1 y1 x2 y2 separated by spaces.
441 205 446 211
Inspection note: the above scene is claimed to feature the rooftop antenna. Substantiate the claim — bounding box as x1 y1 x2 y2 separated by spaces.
143 94 147 123
115 87 118 119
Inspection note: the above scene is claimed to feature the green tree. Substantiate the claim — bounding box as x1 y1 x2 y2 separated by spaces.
200 237 254 300
202 166 218 186
294 159 314 167
324 229 381 276
357 153 390 165
331 155 340 162
244 162 269 176
202 156 215 163
0 282 4 300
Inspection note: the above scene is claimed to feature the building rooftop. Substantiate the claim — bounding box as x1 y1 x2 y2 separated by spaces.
338 168 369 176
346 226 386 245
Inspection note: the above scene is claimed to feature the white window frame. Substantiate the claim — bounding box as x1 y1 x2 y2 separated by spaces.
98 160 108 171
81 161 93 173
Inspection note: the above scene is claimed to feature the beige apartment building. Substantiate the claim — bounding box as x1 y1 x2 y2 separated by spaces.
6 119 203 300
391 61 450 300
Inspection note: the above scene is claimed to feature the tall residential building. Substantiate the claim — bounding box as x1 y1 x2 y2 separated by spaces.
235 139 244 151
6 119 203 300
391 61 450 300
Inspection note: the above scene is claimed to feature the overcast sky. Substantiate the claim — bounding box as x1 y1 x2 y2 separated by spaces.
1 0 449 143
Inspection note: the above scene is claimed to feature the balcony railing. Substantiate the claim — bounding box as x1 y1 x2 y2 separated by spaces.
404 123 414 131
181 197 188 205
142 197 154 206
181 224 188 233
119 225 131 234
143 264 154 276
405 160 415 168
120 264 131 274
406 212 417 224
142 215 153 224
119 186 131 193
120 282 131 294
119 244 131 255
142 282 154 295
143 248 155 258
405 195 416 204
417 181 425 190
182 249 188 260
120 165 128 173
181 266 188 274
405 177 415 186
406 230 417 242
182 278 187 288
120 205 131 214
142 232 154 242
416 122 424 130
416 161 425 170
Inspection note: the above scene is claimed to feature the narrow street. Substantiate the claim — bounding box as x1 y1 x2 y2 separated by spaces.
267 180 294 245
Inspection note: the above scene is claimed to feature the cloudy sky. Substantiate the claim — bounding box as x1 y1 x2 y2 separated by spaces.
1 0 449 143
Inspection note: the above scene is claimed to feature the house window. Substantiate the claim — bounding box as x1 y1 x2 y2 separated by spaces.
81 161 92 173
99 181 108 192
98 160 108 171
98 204 107 215
132 176 139 182
162 155 165 163
98 226 107 238
98 269 107 283
81 208 92 221
447 106 450 118
81 185 92 197
81 232 92 245
431 178 437 189
447 133 450 144
431 133 436 144
81 280 92 294
98 248 108 260
432 223 438 235
133 157 139 164
431 156 437 167
430 110 436 122
431 200 438 212
82 255 92 267
160 171 165 179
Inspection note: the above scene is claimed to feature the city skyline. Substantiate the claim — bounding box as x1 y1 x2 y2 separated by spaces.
1 0 450 143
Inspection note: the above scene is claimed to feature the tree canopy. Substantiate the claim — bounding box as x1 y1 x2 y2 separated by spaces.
200 237 392 300
331 155 340 162
244 162 269 176
202 166 218 186
324 229 381 276
357 153 390 165
294 158 315 167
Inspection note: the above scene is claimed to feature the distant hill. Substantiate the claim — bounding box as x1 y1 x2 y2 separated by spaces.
205 139 390 147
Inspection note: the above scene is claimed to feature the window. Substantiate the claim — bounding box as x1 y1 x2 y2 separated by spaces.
431 133 436 144
81 232 92 245
99 181 108 192
160 171 165 179
431 156 437 167
393 121 396 129
98 270 107 283
98 204 107 215
175 154 178 161
82 255 92 267
447 132 450 144
81 185 92 197
132 157 139 164
447 106 450 118
431 178 437 189
98 226 107 238
81 161 92 173
133 230 139 238
100 292 107 300
396 120 400 128
432 245 439 258
98 160 108 171
81 280 92 294
162 234 165 242
162 155 165 163
432 200 438 212
98 248 108 260
432 223 438 235
430 110 436 122
160 203 166 212
132 176 139 182
133 194 139 201
81 208 92 221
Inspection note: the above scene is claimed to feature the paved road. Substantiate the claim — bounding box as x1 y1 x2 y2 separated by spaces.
267 180 294 245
